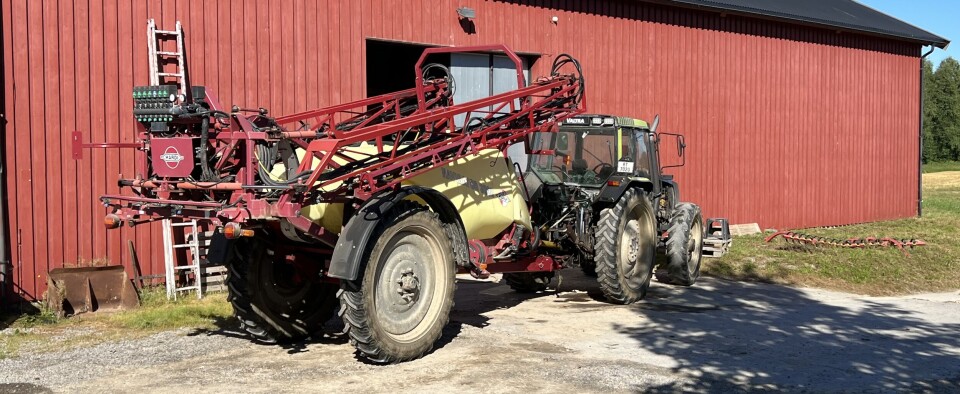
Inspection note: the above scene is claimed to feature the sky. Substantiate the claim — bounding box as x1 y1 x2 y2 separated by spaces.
858 0 957 68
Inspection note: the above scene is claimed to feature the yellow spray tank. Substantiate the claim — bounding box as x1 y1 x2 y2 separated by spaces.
270 144 530 241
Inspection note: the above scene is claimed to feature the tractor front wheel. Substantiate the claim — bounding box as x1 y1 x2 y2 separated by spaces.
339 202 456 363
227 236 339 344
656 203 704 286
593 188 657 304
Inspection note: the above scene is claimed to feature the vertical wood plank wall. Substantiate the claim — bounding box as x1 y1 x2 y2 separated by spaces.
1 0 921 301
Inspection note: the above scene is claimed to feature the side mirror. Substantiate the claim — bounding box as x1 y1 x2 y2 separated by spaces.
658 131 686 170
650 114 660 133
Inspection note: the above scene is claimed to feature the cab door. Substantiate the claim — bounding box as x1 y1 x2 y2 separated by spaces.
630 129 660 195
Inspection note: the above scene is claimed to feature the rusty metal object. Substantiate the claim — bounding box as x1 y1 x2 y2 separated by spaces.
764 231 926 256
46 266 140 316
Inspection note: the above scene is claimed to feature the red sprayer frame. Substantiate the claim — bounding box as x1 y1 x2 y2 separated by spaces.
80 45 585 252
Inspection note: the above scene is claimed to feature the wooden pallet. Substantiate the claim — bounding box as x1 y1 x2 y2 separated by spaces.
186 231 228 294
729 223 761 236
200 264 228 293
703 237 733 258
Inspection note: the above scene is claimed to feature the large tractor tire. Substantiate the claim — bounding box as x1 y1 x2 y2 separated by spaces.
227 236 339 344
593 188 658 304
656 203 704 286
502 271 554 293
339 202 456 363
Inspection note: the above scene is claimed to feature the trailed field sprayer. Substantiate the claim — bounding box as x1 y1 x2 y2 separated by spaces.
77 21 702 363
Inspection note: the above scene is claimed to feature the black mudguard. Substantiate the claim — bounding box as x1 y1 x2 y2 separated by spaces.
205 232 234 265
327 186 467 281
661 178 679 202
596 175 631 204
595 175 655 205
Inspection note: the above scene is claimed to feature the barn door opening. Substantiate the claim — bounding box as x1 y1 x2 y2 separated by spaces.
448 53 534 170
365 40 448 97
365 40 536 169
450 53 532 127
365 39 535 120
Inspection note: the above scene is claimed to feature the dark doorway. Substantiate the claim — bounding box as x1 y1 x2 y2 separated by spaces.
365 40 450 97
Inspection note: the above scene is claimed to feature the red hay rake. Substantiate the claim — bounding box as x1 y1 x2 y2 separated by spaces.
764 230 927 256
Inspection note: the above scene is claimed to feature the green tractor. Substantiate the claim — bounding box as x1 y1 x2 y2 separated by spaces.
517 114 704 303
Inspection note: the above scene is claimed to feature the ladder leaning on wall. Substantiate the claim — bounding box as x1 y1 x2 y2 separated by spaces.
162 219 203 300
149 18 201 300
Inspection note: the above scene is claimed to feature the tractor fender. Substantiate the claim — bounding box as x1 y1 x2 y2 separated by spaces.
328 186 468 281
595 175 654 206
661 178 679 202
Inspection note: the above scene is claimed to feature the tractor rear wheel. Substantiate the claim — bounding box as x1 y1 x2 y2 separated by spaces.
656 203 704 286
593 188 657 304
339 203 456 363
227 236 339 344
502 272 554 293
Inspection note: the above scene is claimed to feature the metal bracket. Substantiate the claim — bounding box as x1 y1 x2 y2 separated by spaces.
72 131 142 160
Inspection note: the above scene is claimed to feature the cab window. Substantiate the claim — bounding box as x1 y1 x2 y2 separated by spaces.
633 131 653 178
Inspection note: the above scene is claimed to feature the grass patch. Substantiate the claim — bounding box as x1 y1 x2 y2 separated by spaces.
704 171 960 296
0 287 232 359
923 161 960 173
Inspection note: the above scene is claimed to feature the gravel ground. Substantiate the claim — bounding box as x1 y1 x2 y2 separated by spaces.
2 273 959 393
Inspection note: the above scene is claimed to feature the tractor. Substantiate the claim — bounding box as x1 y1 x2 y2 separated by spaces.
505 114 704 303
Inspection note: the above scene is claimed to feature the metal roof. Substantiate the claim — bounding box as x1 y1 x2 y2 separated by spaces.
650 0 950 48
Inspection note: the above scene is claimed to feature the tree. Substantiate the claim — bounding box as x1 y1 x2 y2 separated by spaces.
922 58 938 163
925 57 960 162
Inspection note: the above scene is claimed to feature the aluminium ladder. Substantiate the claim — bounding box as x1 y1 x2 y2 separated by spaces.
162 219 203 300
151 19 199 299
147 19 188 102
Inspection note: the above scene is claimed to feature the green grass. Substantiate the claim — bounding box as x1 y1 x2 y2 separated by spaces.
0 287 232 359
923 161 960 173
105 288 232 331
705 171 960 296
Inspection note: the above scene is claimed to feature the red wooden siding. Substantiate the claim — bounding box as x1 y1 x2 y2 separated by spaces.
1 0 921 302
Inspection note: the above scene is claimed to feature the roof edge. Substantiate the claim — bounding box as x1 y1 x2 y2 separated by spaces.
641 0 950 49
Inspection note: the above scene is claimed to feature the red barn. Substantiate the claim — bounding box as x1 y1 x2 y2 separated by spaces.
0 0 948 303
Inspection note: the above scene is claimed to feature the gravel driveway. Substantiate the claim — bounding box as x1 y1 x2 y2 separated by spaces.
2 273 959 393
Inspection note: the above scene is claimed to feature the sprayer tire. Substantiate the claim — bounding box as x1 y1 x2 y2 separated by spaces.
338 202 456 363
227 236 339 344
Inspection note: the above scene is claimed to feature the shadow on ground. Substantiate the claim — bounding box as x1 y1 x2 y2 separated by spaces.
185 313 350 355
184 270 960 391
617 277 960 392
187 277 555 360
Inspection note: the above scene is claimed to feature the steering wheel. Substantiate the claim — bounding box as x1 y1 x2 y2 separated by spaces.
593 163 616 180
592 163 615 174
552 165 569 179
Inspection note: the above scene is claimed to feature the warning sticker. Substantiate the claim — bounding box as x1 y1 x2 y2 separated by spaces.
497 191 510 206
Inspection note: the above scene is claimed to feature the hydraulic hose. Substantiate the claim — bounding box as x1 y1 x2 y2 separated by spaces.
551 53 585 106
198 115 218 182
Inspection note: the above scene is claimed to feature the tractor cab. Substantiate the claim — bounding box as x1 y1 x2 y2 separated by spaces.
526 114 660 189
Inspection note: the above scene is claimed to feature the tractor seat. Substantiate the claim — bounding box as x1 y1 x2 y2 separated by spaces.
571 158 588 175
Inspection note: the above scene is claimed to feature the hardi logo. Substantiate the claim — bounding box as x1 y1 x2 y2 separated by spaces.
160 146 185 169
